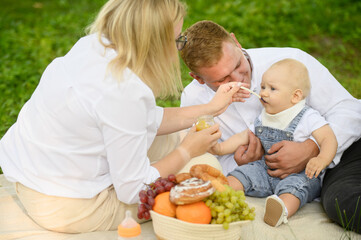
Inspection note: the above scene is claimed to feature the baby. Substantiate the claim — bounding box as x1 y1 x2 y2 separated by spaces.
210 58 337 227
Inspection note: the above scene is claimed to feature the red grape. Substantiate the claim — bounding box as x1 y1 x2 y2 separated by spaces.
147 197 155 206
147 189 156 198
160 179 168 186
155 186 165 194
140 194 148 204
139 190 147 198
137 174 179 219
168 174 176 182
154 180 162 188
137 211 144 219
138 204 147 214
164 182 174 191
144 211 151 220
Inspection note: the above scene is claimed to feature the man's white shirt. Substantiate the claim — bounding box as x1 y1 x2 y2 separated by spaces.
181 47 361 175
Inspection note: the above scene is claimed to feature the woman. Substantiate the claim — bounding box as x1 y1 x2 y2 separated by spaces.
0 0 240 233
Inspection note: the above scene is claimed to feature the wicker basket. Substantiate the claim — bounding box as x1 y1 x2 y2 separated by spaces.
150 210 250 240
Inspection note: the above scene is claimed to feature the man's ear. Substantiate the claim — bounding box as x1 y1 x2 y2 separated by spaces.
230 33 242 49
291 89 304 104
189 72 205 84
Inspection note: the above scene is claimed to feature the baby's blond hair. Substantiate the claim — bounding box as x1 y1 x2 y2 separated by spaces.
268 58 311 98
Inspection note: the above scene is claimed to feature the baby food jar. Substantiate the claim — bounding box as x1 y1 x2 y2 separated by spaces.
195 115 215 131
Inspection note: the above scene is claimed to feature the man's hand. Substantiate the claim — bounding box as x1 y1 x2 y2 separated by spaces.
234 130 264 165
265 139 319 179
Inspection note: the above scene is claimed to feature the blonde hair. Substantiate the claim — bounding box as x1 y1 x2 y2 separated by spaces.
270 58 311 97
87 0 186 98
180 20 235 74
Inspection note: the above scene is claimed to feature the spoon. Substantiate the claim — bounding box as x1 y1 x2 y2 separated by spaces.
234 83 265 102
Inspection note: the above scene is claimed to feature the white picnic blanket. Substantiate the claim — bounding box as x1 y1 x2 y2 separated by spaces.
1 174 359 240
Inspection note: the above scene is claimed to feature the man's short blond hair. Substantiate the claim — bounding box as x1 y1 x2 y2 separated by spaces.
269 58 311 97
180 20 235 74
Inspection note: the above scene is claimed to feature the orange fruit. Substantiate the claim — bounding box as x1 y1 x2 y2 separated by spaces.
153 191 177 217
176 201 212 224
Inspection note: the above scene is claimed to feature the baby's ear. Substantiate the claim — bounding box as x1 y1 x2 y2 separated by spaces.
291 89 304 104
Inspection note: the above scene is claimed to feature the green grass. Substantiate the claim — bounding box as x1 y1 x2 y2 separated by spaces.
0 0 360 160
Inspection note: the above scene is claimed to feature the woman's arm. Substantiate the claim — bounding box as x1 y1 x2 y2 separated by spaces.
157 82 241 135
152 124 221 177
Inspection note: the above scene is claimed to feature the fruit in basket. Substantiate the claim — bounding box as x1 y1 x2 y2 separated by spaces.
204 185 255 229
176 201 212 224
153 192 177 217
138 174 177 220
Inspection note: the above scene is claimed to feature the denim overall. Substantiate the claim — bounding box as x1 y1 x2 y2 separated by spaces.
229 106 321 208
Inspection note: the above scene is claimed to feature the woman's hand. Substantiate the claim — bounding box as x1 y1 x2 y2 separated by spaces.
208 143 222 155
207 82 242 116
179 124 221 158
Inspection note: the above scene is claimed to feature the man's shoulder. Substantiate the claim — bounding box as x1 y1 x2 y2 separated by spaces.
247 47 306 60
181 80 211 106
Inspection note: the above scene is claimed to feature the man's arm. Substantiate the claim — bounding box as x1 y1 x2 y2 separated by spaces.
264 139 319 179
298 49 361 165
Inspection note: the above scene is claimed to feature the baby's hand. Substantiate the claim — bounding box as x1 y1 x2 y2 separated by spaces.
209 143 222 155
305 157 326 179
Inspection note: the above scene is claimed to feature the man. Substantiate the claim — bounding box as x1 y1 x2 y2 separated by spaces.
180 20 361 232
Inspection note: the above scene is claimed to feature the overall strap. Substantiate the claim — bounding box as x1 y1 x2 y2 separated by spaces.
285 106 310 133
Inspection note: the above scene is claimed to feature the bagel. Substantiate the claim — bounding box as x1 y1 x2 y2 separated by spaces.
189 164 229 192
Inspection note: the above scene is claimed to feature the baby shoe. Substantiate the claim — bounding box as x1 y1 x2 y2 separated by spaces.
264 195 288 227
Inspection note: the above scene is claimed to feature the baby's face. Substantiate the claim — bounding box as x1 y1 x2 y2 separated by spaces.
259 66 296 114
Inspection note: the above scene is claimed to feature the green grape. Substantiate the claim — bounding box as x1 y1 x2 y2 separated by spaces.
224 209 231 217
204 187 255 230
220 191 227 198
225 202 234 209
242 208 249 216
223 222 229 230
205 199 212 207
215 205 225 212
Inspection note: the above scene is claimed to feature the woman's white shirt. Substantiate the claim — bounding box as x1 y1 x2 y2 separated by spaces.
0 34 162 204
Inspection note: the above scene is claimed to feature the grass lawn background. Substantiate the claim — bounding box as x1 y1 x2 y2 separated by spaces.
0 0 360 173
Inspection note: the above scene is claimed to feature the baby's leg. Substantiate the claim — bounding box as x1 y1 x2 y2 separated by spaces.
265 171 321 227
263 193 301 227
227 160 272 197
226 175 244 191
279 193 300 218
